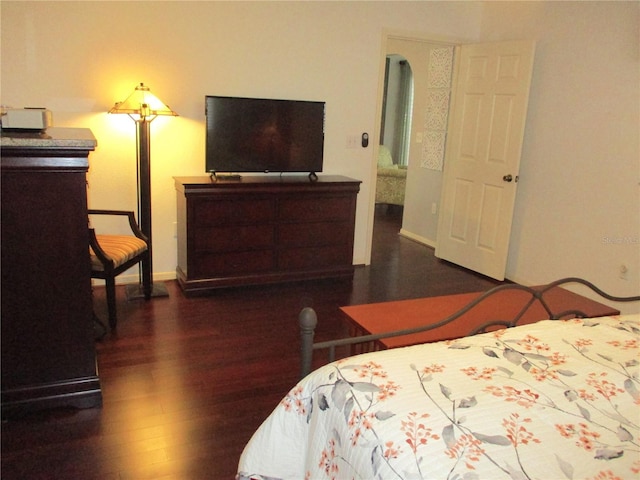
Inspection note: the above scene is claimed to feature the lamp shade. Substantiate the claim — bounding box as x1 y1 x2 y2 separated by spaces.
109 83 178 119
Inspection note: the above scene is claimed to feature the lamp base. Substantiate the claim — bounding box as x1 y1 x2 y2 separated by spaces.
126 282 169 300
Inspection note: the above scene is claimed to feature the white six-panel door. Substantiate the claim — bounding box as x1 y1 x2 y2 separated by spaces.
436 40 536 280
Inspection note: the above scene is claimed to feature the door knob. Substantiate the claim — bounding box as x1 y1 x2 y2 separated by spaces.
502 174 513 183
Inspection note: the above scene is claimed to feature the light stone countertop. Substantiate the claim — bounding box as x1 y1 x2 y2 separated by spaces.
1 127 97 150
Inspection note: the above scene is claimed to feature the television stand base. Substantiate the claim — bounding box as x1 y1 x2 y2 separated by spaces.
210 172 242 181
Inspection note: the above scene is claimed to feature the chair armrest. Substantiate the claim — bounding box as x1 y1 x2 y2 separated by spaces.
88 209 148 243
89 227 114 268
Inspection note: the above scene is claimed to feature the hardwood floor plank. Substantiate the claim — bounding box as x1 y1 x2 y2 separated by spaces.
2 207 502 479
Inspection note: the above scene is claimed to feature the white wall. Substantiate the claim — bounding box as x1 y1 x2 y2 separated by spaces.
1 0 482 278
478 1 639 311
2 1 637 312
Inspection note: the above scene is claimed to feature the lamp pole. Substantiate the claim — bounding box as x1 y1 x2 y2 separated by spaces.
128 116 166 298
136 118 151 250
109 83 177 299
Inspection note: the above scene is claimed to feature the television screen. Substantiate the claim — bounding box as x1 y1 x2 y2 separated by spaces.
205 95 325 174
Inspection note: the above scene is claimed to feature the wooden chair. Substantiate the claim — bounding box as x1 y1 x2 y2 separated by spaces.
89 209 151 330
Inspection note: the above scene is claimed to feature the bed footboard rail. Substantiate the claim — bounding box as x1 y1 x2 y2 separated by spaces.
300 277 639 378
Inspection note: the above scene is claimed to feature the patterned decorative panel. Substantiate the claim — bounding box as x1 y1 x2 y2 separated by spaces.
423 90 451 131
428 47 454 88
421 131 447 170
421 46 454 171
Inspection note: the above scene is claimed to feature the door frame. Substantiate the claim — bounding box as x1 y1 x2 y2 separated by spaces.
365 29 465 264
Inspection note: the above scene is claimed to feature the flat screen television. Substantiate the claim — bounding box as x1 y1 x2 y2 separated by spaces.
205 95 325 175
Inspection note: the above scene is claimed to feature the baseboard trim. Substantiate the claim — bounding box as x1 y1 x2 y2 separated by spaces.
399 229 437 249
91 270 177 287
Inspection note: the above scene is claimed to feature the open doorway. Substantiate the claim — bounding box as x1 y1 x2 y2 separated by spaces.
374 54 413 226
368 33 533 283
366 33 456 268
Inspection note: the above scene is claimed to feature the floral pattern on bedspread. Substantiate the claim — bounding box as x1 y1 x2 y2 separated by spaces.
237 315 640 480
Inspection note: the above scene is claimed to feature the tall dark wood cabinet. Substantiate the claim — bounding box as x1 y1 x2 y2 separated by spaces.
174 175 361 295
1 127 102 417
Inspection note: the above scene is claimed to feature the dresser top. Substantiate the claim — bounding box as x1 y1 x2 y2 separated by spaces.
174 174 361 195
175 174 361 186
1 127 97 150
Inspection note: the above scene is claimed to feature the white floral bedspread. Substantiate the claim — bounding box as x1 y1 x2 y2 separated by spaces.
237 315 640 480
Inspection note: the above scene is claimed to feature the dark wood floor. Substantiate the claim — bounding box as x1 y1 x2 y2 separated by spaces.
1 206 502 479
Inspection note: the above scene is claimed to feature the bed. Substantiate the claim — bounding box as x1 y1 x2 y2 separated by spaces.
237 279 639 480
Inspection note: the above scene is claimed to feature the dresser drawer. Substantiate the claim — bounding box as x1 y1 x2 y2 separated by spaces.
279 245 352 270
194 225 275 252
193 250 275 278
279 195 353 223
193 197 276 225
279 221 351 247
175 175 360 294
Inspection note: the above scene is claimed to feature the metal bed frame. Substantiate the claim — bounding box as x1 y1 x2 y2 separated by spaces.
299 277 640 377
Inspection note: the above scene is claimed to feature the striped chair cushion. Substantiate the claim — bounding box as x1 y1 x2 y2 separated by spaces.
90 234 147 271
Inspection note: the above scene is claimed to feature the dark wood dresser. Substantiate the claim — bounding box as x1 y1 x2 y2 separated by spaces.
174 175 361 295
1 127 102 417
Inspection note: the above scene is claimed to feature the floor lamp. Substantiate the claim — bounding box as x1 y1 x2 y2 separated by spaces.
109 83 178 298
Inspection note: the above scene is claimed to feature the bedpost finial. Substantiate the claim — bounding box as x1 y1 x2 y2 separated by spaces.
299 307 318 331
